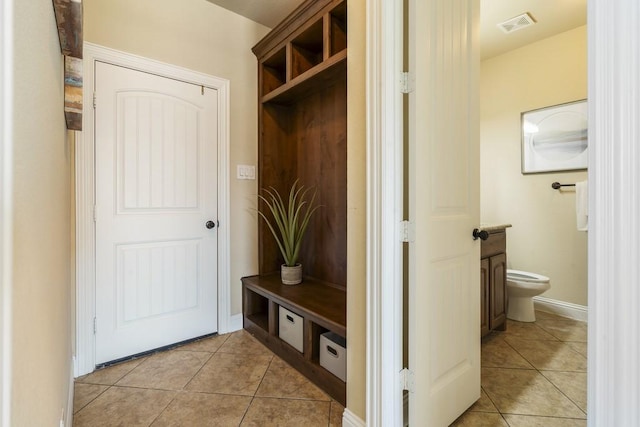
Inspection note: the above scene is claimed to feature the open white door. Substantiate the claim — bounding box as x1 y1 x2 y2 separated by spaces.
94 62 219 364
407 0 481 425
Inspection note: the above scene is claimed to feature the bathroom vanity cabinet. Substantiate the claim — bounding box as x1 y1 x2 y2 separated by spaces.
481 228 508 337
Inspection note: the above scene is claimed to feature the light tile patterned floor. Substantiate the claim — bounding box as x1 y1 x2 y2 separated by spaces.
74 311 587 426
451 311 588 426
73 330 344 426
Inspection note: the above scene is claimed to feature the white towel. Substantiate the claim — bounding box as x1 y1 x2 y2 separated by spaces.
576 180 588 231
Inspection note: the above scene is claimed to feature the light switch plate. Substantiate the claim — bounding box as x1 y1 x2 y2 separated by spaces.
237 164 256 180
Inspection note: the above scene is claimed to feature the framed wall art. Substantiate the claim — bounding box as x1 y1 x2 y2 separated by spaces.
521 99 588 174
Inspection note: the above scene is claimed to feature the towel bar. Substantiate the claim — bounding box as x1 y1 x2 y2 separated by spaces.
551 182 575 190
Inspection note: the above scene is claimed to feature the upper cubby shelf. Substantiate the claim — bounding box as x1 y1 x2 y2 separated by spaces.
291 19 324 79
261 46 287 95
261 49 346 104
329 2 347 56
257 0 347 104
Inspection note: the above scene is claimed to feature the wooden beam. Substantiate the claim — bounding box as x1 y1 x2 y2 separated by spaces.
53 0 83 130
64 56 82 130
52 0 83 58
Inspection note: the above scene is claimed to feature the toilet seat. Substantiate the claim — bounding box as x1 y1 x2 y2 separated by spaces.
507 279 550 292
507 269 549 283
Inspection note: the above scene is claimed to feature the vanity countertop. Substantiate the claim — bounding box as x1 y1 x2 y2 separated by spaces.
479 223 512 233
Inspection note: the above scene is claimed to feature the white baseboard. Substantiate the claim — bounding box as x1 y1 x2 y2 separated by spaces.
218 313 243 335
342 408 366 427
533 296 588 322
65 357 75 427
226 313 243 333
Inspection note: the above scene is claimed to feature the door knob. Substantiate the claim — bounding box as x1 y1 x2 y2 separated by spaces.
472 228 489 241
206 220 216 229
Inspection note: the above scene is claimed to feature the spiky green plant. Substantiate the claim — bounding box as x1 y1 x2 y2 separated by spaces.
256 180 320 267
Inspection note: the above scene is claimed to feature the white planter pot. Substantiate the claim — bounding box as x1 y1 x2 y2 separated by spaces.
281 264 302 285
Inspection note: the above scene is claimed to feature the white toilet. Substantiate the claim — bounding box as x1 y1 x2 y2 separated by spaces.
506 269 551 322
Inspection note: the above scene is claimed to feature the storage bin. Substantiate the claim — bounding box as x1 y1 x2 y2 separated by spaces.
279 306 304 352
319 332 346 381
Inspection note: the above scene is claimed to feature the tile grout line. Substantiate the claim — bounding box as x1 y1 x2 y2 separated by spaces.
537 369 588 418
240 344 334 419
476 384 511 426
507 322 587 420
134 334 232 427
72 383 111 416
459 314 588 425
73 358 146 417
501 334 538 371
502 413 588 421
178 330 235 393
180 348 217 391
75 331 334 426
145 389 178 427
238 351 276 426
484 318 587 422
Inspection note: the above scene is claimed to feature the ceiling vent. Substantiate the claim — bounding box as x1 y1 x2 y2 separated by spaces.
497 12 536 34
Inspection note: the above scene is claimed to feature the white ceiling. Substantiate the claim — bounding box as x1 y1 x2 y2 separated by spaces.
205 0 586 60
480 0 586 59
204 0 302 29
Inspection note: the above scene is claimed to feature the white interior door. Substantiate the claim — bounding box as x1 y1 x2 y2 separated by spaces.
408 0 481 425
95 61 218 364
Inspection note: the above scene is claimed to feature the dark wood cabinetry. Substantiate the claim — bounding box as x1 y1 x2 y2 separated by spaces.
253 0 347 285
480 258 490 336
481 230 508 337
242 275 346 404
242 0 347 405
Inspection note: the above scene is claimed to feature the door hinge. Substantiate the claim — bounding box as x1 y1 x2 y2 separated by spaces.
400 368 415 392
93 92 96 109
93 317 97 334
400 72 414 94
399 220 415 243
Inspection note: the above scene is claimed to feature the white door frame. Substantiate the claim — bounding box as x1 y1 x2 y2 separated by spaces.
76 43 231 376
365 0 640 426
365 0 404 425
0 0 13 422
587 1 640 425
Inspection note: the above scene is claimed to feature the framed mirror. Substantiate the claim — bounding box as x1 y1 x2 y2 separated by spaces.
521 99 588 174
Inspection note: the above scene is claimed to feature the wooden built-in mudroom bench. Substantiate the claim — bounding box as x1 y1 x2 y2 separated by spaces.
243 0 348 407
242 275 346 405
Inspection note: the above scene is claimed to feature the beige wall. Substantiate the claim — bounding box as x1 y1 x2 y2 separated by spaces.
346 0 367 420
84 0 270 315
10 0 74 424
480 26 588 306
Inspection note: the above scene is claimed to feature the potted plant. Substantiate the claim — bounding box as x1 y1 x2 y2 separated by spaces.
257 180 320 285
